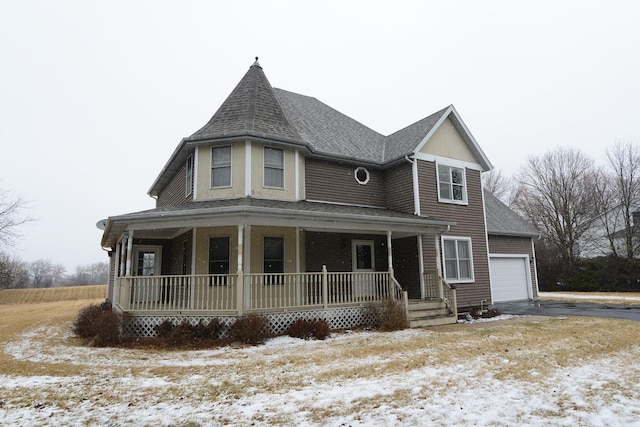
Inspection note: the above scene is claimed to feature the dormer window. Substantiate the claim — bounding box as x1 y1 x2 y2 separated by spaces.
437 164 467 204
264 147 284 189
354 167 370 185
211 146 232 188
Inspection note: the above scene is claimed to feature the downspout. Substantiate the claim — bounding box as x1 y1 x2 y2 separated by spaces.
405 155 421 216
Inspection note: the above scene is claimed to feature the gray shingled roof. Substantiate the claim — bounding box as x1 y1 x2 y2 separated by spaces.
484 190 539 237
149 61 491 196
383 107 449 162
273 89 386 164
101 197 454 247
186 60 302 144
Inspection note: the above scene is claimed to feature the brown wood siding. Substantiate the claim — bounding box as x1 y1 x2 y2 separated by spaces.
392 237 421 299
156 162 193 208
169 231 193 275
488 235 538 299
385 162 415 214
418 161 491 308
305 159 385 207
107 250 116 301
305 232 387 272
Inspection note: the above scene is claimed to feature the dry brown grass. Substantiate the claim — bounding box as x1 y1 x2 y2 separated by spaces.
2 293 640 425
538 291 640 306
0 284 106 304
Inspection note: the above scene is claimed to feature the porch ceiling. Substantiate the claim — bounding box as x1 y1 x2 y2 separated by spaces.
101 198 454 248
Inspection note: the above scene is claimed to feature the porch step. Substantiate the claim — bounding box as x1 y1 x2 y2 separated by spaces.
407 299 457 328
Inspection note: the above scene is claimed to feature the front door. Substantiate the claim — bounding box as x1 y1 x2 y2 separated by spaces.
132 245 162 302
352 240 375 298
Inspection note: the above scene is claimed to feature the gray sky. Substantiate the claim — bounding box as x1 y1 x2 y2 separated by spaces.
1 0 639 272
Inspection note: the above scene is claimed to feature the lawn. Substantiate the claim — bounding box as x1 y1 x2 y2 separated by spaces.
1 287 640 426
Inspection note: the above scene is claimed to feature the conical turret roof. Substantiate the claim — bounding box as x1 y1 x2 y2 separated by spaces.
186 58 301 143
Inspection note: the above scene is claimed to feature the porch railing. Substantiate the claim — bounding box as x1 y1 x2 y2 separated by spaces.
424 270 458 318
114 269 399 314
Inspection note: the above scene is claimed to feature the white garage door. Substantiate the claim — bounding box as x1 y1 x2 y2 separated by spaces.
490 256 530 302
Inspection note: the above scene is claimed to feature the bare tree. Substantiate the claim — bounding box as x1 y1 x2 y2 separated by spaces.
0 252 29 289
482 169 514 207
598 141 640 259
29 259 66 288
515 148 601 267
0 187 33 249
65 262 109 286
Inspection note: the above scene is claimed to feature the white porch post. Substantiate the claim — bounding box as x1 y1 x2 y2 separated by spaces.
434 233 444 300
418 234 425 299
237 224 244 316
295 227 301 306
386 230 394 278
118 238 125 278
125 231 134 276
112 240 122 304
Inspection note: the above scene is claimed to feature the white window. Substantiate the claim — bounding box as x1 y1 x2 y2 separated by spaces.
186 154 193 196
211 146 232 188
442 237 474 282
438 164 467 204
354 166 370 185
264 147 284 188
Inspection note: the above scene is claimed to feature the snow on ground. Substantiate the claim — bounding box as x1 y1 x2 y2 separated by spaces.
2 319 640 426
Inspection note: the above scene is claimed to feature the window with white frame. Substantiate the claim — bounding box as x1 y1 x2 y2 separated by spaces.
442 237 474 282
354 166 370 185
211 146 232 188
186 154 193 195
264 147 284 188
438 164 467 203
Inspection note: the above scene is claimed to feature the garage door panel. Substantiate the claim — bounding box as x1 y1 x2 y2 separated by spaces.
490 257 529 302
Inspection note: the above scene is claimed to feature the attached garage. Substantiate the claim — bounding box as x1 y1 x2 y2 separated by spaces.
490 256 531 302
484 191 540 303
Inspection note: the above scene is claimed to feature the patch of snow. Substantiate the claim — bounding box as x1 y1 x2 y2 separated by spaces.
2 322 640 426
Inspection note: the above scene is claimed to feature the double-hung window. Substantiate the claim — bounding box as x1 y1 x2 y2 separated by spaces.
264 147 284 188
438 164 467 203
209 236 230 286
442 237 474 282
211 146 231 188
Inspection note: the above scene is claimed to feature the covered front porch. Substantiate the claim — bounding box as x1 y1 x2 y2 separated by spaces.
101 198 458 333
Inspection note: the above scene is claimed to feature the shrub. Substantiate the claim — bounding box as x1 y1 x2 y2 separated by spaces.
155 320 174 339
197 318 225 340
287 319 330 340
72 302 130 347
367 299 408 331
166 320 197 346
229 314 270 345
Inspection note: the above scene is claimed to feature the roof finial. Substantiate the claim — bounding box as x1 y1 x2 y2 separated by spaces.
253 56 261 68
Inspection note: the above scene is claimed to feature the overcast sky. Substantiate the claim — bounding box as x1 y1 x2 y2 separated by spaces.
1 0 639 272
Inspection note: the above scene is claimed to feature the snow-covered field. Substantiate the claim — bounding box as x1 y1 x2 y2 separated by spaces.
539 292 640 303
2 316 640 426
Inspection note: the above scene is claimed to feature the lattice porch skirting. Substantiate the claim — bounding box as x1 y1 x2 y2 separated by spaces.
123 307 376 338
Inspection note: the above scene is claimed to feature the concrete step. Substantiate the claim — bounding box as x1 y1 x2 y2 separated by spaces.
408 307 451 318
407 300 445 311
409 315 458 328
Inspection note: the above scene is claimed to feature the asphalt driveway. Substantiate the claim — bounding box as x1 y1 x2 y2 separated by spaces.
492 299 640 322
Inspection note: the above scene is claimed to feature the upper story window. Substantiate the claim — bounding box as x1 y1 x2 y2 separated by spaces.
442 237 474 283
354 166 370 185
264 147 284 189
185 154 193 196
211 146 232 188
438 164 467 204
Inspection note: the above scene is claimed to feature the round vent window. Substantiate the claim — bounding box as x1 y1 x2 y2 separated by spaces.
354 166 370 185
